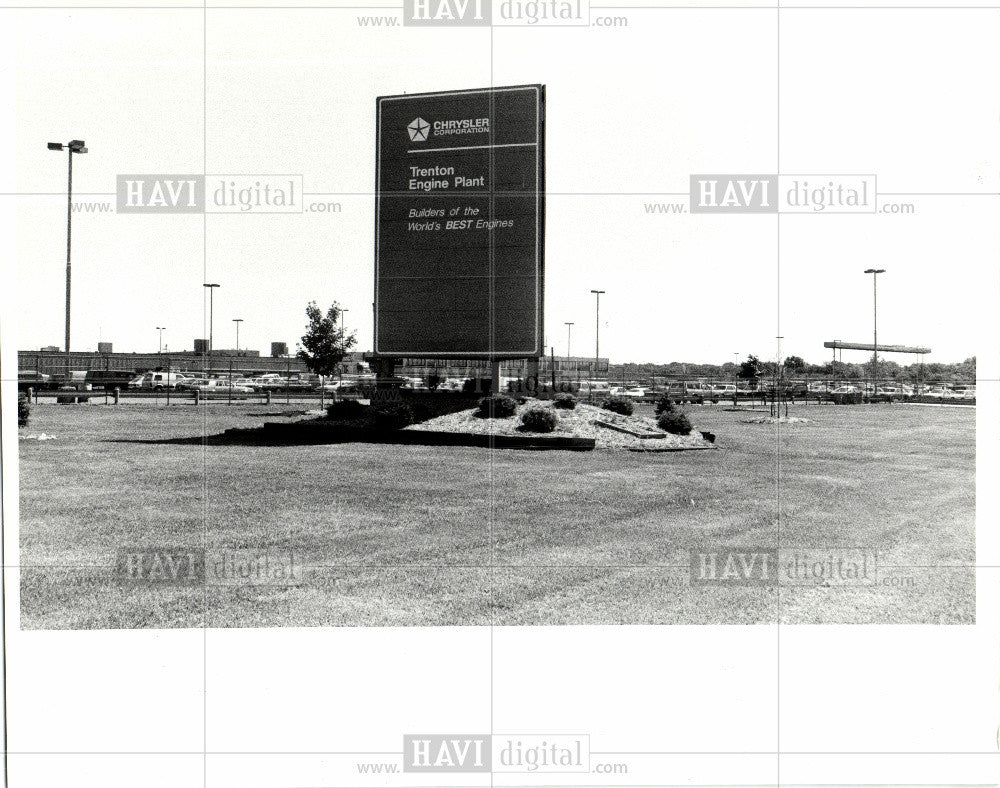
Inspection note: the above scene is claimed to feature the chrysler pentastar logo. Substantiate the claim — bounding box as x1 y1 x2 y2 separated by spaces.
407 117 430 142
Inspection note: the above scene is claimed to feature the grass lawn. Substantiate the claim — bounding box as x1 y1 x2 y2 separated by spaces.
18 401 974 627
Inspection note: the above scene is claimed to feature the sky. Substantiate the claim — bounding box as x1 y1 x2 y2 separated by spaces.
4 3 999 366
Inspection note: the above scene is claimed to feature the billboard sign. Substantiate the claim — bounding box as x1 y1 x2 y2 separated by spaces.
374 85 545 358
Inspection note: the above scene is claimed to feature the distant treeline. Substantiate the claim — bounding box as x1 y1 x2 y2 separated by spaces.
607 356 976 383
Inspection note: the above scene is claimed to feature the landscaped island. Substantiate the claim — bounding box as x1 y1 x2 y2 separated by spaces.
406 397 716 451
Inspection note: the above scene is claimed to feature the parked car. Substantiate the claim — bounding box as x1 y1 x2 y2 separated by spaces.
786 381 810 398
129 371 193 390
176 377 209 391
399 377 425 390
610 386 646 400
264 374 317 391
195 380 253 396
828 385 863 404
667 381 715 404
322 380 361 395
867 387 897 403
577 382 611 398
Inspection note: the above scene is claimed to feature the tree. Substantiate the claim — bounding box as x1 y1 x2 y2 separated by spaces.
739 355 762 387
298 301 356 406
783 355 806 374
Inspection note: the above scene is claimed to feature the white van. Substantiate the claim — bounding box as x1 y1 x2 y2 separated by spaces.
711 384 737 397
129 371 192 390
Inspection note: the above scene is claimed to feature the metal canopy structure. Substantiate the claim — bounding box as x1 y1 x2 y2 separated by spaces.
823 340 931 354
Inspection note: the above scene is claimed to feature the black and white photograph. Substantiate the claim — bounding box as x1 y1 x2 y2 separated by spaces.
2 0 998 786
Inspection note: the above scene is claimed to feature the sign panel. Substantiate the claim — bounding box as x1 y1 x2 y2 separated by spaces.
375 85 545 357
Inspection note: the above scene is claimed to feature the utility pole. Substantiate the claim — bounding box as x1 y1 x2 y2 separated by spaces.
590 290 605 383
864 268 886 392
204 283 220 355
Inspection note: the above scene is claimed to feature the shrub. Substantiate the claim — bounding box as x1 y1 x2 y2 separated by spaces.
553 393 577 410
476 394 517 419
601 396 634 416
654 392 676 415
520 406 557 433
408 401 432 424
657 409 692 435
18 393 30 427
372 403 414 430
326 399 367 420
426 371 441 390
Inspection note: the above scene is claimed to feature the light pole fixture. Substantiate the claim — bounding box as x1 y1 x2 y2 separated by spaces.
565 322 574 360
203 283 220 354
156 326 166 354
590 290 605 376
864 268 886 390
233 318 244 356
48 139 88 382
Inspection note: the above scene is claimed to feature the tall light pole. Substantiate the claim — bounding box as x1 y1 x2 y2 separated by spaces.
233 318 243 356
156 326 166 354
776 336 785 417
864 268 886 391
590 290 605 379
565 322 574 360
203 283 220 354
47 140 88 382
